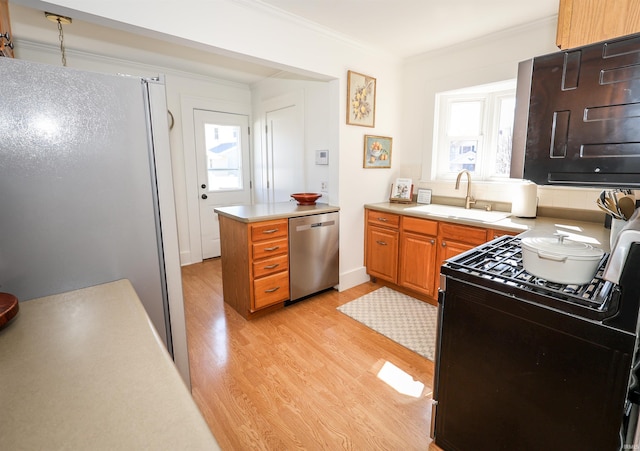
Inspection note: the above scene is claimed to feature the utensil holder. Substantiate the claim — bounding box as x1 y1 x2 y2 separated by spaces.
610 218 625 250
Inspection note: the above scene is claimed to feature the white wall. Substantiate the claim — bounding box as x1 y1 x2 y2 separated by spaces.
400 17 604 213
12 0 405 291
250 78 336 204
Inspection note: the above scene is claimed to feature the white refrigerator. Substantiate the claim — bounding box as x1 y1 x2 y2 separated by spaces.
0 57 189 381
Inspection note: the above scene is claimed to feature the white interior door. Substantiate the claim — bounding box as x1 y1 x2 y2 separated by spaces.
266 105 304 203
194 109 251 258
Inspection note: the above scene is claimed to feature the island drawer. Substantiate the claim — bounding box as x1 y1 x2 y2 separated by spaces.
252 237 288 260
253 271 290 310
253 254 289 279
251 219 288 242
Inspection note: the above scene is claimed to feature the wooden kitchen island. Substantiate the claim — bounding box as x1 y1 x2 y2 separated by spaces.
215 202 340 320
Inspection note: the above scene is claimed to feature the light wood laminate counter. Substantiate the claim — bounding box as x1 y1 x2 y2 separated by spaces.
365 202 612 251
215 201 339 223
0 279 219 450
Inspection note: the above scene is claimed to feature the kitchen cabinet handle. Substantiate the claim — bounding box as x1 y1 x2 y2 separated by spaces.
264 264 280 269
376 240 388 246
263 228 279 234
442 241 447 247
430 239 435 245
377 217 388 222
264 286 280 293
264 246 280 251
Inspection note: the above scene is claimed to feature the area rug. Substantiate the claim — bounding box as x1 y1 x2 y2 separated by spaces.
337 286 438 361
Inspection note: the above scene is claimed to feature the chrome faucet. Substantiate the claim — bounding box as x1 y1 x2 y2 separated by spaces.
455 169 476 209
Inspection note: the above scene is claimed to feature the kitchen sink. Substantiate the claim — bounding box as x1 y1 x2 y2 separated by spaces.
405 204 511 223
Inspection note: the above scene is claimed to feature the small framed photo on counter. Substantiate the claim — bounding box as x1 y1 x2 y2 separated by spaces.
417 188 432 204
389 178 413 203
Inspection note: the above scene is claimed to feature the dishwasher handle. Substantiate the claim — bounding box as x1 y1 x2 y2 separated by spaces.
294 220 336 232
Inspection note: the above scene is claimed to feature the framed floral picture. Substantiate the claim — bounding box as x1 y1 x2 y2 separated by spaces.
347 70 376 127
363 135 392 168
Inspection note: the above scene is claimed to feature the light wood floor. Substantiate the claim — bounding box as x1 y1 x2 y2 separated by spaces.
182 258 435 450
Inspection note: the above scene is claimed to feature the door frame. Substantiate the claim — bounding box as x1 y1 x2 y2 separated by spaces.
181 95 252 264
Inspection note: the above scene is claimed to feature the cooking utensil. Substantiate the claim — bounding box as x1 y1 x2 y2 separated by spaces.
521 234 604 285
597 198 625 220
597 190 626 220
618 196 636 220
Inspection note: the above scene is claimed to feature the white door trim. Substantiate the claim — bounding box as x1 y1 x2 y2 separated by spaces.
180 95 251 264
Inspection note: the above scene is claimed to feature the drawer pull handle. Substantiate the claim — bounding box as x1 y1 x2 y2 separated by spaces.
263 228 279 234
377 217 388 222
376 240 387 246
264 246 280 252
264 286 280 293
264 263 280 269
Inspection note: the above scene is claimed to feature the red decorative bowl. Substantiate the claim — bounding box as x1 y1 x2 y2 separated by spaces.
0 293 19 330
291 192 322 205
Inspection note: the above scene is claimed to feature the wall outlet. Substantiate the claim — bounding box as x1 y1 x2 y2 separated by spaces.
320 181 328 192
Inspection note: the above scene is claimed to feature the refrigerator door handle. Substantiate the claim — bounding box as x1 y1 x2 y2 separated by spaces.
430 400 438 439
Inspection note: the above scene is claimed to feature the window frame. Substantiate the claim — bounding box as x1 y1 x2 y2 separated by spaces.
432 80 516 182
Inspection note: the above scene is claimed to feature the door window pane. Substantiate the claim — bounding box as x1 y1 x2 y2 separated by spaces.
204 123 242 190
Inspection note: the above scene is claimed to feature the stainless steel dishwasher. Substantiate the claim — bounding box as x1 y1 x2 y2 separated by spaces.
288 211 339 302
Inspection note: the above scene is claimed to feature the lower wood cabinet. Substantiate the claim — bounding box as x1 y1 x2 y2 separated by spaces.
434 222 490 294
364 208 518 305
366 225 399 283
365 209 400 283
219 215 290 319
399 216 438 299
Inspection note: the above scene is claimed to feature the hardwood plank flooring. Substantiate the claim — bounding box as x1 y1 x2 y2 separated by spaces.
182 258 436 450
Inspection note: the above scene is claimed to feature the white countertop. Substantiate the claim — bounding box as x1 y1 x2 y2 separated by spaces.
0 280 219 451
215 201 340 222
365 202 612 251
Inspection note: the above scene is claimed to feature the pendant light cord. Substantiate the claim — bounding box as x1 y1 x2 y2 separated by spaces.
57 19 67 67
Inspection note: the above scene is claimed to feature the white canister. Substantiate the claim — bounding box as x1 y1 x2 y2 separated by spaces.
511 181 538 218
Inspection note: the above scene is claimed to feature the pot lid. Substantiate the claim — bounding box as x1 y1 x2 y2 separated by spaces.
521 234 604 260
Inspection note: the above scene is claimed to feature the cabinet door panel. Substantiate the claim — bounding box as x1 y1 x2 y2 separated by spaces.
399 232 437 298
435 240 481 294
366 226 398 283
557 0 640 49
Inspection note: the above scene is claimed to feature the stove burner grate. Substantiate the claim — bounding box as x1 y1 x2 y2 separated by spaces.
444 236 613 311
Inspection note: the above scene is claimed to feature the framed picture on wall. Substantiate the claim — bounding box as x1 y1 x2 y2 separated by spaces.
347 70 376 127
363 135 392 168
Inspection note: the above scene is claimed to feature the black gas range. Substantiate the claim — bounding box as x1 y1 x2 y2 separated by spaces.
431 214 640 450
